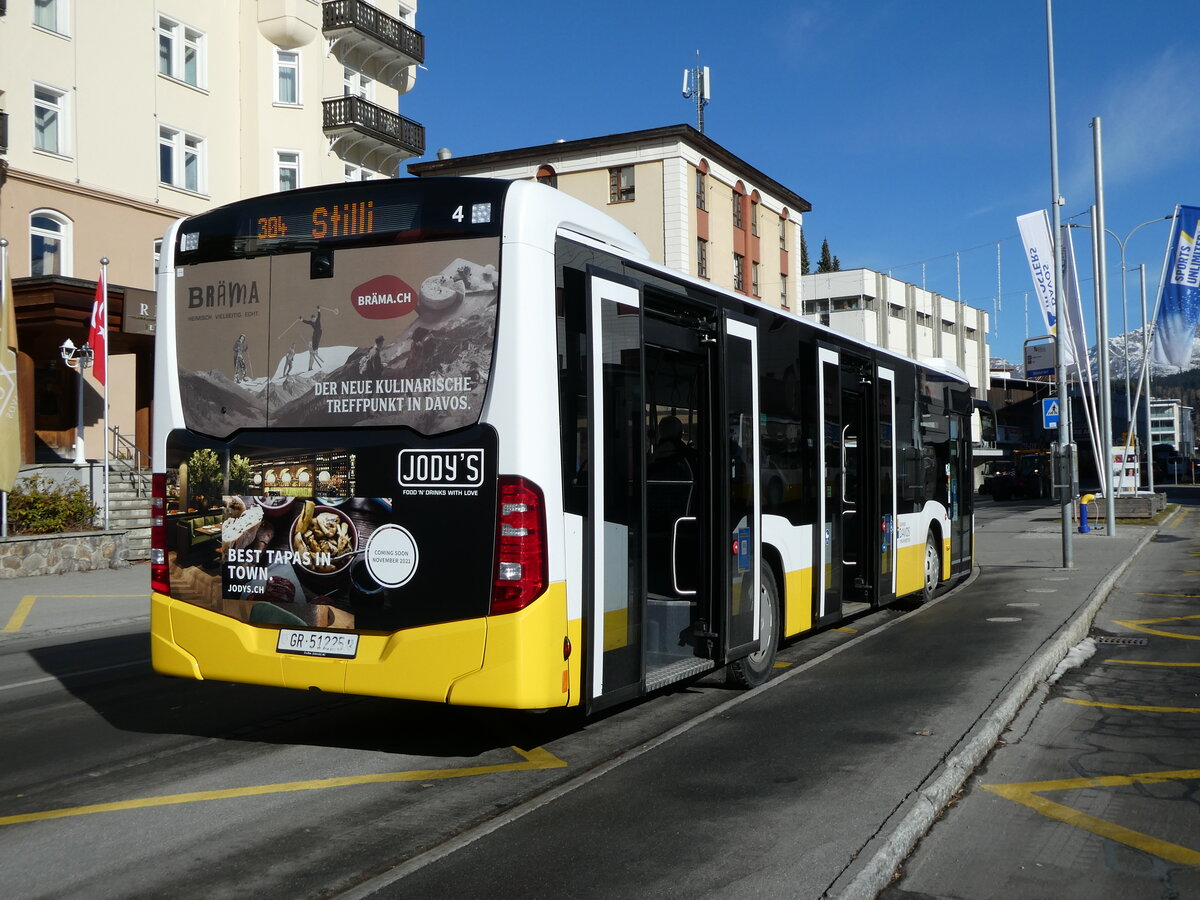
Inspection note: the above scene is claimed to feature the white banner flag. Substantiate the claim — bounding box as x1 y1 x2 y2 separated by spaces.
1016 210 1073 366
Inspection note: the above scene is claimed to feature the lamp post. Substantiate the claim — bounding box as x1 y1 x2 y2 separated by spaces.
59 338 93 466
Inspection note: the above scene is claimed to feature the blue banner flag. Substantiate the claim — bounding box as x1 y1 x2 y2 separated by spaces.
1151 205 1200 369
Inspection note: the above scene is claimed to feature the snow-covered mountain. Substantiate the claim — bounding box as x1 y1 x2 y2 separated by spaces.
1086 329 1200 381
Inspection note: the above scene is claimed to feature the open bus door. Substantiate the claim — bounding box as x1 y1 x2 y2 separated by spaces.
583 272 767 710
816 348 896 620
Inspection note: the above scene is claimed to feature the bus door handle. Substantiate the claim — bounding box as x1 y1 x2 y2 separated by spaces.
672 516 699 596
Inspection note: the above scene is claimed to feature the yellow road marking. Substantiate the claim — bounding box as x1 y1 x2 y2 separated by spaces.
1114 613 1200 641
2 596 36 633
1 594 148 634
1106 659 1200 667
983 769 1200 866
0 746 566 827
833 626 858 633
773 661 793 669
1063 698 1200 714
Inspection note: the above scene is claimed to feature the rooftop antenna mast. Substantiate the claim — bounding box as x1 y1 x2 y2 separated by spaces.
682 51 711 133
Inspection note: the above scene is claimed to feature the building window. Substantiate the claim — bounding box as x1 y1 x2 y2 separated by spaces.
30 210 71 276
536 165 557 188
277 151 300 192
275 51 300 105
751 261 761 297
888 304 907 320
33 84 68 155
344 162 375 181
159 126 204 193
153 238 163 277
732 192 743 229
751 202 759 237
697 238 708 279
343 67 373 99
33 0 67 34
780 274 788 307
609 166 634 203
779 216 788 250
159 16 205 88
695 169 706 210
733 253 745 292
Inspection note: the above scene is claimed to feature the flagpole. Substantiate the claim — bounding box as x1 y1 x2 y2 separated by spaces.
1045 0 1072 566
100 258 110 530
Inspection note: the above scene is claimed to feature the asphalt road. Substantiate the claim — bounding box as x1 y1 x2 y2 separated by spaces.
0 494 1191 899
882 495 1200 900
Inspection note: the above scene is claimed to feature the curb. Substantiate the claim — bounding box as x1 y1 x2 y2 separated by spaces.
831 525 1158 899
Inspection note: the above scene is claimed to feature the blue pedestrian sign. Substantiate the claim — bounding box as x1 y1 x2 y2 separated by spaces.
1042 398 1060 430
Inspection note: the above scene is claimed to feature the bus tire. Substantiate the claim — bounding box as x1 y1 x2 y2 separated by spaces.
726 564 780 688
921 532 940 604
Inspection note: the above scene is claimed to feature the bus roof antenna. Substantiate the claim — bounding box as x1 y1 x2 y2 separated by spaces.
682 51 711 133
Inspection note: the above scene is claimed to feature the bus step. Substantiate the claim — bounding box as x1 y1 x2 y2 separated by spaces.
645 657 716 693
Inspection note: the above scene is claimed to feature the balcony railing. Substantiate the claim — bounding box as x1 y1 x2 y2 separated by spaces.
323 96 425 171
323 0 424 91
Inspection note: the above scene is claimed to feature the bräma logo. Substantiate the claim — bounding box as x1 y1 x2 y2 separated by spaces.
351 275 417 319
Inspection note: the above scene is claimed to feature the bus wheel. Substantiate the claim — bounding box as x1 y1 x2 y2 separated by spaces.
726 564 780 688
922 533 940 604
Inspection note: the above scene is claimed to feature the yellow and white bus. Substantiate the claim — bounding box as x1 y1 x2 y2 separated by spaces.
150 177 974 714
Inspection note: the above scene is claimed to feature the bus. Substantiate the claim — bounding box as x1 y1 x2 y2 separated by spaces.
150 177 974 713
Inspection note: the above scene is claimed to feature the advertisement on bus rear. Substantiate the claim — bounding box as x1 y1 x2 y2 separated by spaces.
173 237 500 438
165 427 500 633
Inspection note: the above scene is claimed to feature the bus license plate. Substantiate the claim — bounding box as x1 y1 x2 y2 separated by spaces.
276 629 359 659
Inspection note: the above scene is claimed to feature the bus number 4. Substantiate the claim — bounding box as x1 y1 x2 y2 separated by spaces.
452 205 464 223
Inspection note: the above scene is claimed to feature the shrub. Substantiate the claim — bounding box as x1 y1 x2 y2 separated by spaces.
7 475 100 534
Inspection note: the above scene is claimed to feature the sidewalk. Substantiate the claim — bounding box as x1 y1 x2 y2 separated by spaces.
360 501 1160 899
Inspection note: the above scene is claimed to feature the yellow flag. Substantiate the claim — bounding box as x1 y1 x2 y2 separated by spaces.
0 243 21 493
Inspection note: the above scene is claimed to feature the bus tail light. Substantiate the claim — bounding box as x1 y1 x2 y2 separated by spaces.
490 476 547 615
150 473 170 595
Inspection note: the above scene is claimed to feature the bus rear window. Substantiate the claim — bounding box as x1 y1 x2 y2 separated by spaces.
173 237 500 438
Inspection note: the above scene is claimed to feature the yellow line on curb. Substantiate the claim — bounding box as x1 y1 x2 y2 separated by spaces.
2 596 36 633
1063 698 1200 714
983 769 1200 866
0 746 567 827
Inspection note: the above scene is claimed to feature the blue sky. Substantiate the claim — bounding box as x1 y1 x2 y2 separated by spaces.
402 1 1200 365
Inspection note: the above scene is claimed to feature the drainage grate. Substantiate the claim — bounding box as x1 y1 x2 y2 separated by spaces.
1094 636 1149 646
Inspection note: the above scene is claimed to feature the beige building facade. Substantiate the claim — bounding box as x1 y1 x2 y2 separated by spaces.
409 124 812 311
801 269 990 399
0 0 424 463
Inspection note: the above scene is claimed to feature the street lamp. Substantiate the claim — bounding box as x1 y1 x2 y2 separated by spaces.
59 338 94 466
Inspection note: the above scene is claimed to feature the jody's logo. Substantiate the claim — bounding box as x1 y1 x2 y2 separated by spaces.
351 275 417 319
188 281 261 309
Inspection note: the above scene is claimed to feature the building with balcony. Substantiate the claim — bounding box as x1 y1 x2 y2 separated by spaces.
408 124 812 311
0 0 425 468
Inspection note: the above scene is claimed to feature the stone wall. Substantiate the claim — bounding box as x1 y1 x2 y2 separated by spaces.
0 531 130 578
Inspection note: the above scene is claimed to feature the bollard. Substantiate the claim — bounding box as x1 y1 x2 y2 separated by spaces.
1078 493 1095 533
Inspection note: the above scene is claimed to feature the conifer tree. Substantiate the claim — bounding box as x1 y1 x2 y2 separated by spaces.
817 238 834 273
800 230 811 275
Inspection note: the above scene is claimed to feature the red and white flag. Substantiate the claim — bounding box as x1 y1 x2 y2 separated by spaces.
88 269 107 386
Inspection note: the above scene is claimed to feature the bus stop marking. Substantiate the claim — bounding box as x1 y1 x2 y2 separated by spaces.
0 746 566 827
982 769 1200 866
1062 698 1200 714
1113 613 1200 641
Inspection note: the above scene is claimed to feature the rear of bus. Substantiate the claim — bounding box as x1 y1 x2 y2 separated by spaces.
150 178 607 709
